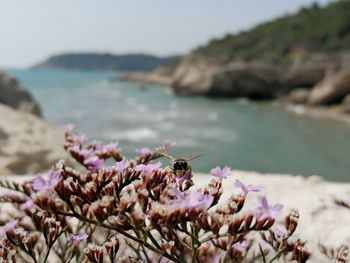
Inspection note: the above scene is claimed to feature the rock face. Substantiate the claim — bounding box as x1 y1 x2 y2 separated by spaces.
0 104 72 175
171 57 281 99
308 67 350 105
207 63 280 99
289 88 311 104
171 55 219 95
281 64 327 90
0 70 42 117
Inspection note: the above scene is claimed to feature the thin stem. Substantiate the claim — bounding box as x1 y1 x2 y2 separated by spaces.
178 225 201 246
58 208 185 263
259 244 267 263
191 225 198 263
43 246 52 263
267 245 286 263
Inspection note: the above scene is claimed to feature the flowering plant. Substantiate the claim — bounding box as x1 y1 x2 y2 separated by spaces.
0 125 311 262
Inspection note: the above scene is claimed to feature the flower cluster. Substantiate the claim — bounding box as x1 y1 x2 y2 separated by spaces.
0 126 312 263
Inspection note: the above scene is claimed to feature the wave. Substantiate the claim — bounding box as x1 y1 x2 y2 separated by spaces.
102 127 159 142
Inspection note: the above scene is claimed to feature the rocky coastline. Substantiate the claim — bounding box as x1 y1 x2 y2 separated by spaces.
120 53 350 117
0 70 75 175
0 70 42 117
120 1 350 117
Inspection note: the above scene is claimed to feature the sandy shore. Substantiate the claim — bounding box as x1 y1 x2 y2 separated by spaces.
2 171 350 262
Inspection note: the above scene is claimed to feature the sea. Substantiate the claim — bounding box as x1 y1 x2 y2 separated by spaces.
8 68 350 181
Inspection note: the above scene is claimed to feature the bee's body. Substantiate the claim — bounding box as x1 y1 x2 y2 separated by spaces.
162 153 203 179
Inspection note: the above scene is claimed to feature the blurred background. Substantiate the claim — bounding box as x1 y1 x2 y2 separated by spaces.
0 0 349 181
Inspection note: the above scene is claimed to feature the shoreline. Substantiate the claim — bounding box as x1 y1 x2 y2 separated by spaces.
118 72 350 123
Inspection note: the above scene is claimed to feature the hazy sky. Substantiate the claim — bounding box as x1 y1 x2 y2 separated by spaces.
0 0 330 67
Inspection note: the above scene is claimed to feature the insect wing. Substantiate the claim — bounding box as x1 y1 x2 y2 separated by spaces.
185 153 205 161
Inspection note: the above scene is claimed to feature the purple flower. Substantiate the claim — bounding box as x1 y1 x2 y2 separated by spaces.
174 170 192 184
187 191 213 209
32 171 62 192
164 140 177 148
232 240 250 250
274 226 288 237
0 219 19 238
170 190 213 210
97 142 119 153
68 233 88 244
73 134 87 145
135 147 151 156
135 161 162 174
252 196 284 221
210 166 231 180
4 220 18 230
234 179 261 195
79 148 93 158
63 123 75 133
21 199 35 210
115 159 129 173
84 156 104 172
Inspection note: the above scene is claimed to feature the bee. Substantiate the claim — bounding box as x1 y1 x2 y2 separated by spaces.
162 153 205 178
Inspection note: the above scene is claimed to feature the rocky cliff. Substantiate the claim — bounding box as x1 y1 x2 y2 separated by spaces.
0 104 74 175
0 70 42 117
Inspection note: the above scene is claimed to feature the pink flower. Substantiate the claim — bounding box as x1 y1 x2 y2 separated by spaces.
234 179 260 195
84 156 104 172
252 196 283 221
63 123 75 133
68 233 88 244
115 159 129 173
164 140 177 148
135 147 151 156
32 171 62 192
210 166 231 180
135 161 162 174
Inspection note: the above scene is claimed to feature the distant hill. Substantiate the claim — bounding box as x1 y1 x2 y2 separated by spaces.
33 53 180 71
195 0 350 63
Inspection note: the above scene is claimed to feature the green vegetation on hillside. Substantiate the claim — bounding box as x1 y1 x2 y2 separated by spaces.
33 53 180 71
196 0 350 63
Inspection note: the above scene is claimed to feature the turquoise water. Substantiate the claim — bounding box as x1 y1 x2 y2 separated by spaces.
9 68 350 181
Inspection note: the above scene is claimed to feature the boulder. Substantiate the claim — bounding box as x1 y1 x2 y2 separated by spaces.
342 94 350 105
0 70 42 117
281 64 327 90
308 67 350 105
0 104 73 175
171 55 218 95
206 63 280 99
288 88 310 104
171 57 281 99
